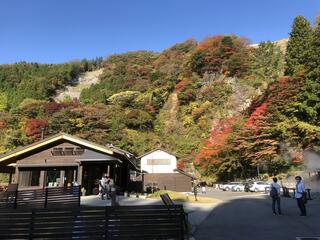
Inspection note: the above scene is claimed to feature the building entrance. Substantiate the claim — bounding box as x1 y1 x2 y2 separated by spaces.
82 163 114 195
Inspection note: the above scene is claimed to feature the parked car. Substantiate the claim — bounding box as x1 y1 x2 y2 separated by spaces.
244 182 252 192
249 181 270 192
221 182 241 191
231 183 245 192
218 183 227 190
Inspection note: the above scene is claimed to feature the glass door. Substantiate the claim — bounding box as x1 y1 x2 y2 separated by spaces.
46 169 61 187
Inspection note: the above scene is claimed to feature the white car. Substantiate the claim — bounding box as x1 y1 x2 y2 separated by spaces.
249 181 270 192
221 182 241 191
231 183 245 192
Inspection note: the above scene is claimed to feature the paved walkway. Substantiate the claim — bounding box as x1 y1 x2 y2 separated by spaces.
82 190 320 240
81 195 218 233
195 193 320 240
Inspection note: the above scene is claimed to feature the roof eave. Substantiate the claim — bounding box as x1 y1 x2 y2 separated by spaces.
0 132 114 163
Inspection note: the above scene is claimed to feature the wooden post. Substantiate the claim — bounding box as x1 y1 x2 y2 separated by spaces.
77 165 83 185
78 185 81 206
44 187 48 208
107 165 110 176
105 207 109 239
14 189 18 209
111 187 117 206
40 170 45 190
9 172 13 184
14 166 19 184
60 170 65 187
29 209 35 240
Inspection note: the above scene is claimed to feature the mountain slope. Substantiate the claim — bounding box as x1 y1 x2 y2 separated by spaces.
55 69 103 101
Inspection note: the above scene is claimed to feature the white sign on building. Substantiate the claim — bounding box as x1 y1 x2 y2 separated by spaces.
139 149 177 173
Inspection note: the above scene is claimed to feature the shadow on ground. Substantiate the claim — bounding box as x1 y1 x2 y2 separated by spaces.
194 195 320 240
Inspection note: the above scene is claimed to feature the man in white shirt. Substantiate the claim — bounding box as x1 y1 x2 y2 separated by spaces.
270 177 281 215
295 176 306 216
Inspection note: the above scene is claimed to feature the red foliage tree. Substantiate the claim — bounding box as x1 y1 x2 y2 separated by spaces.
24 119 48 140
44 101 67 115
0 120 6 129
195 117 237 169
177 160 185 170
174 79 191 92
192 35 250 77
245 102 267 128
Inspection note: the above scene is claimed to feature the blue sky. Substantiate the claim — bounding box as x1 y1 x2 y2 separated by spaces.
0 0 319 64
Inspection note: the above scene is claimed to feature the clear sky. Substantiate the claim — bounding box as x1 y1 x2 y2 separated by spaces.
1 0 319 64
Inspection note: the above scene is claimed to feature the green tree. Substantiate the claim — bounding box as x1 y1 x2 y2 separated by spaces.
292 27 320 124
250 41 284 84
285 16 312 76
306 27 320 81
0 92 8 111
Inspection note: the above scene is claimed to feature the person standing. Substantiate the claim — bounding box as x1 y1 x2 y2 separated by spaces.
105 176 111 200
99 174 107 200
270 177 282 215
295 176 307 216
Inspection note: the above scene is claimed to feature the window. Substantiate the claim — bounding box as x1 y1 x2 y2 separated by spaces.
51 147 63 156
74 148 84 155
19 169 41 187
46 169 61 187
64 147 74 155
147 159 171 165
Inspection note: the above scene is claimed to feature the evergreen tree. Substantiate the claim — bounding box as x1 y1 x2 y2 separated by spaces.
306 27 320 81
250 41 284 83
313 15 320 30
296 27 320 124
285 16 312 76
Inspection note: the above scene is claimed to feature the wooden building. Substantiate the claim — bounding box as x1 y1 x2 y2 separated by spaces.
139 149 194 192
0 133 139 195
143 169 194 192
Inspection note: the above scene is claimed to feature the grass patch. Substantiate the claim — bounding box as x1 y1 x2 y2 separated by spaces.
147 190 221 204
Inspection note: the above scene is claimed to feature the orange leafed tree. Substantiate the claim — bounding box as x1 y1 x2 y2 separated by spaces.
24 119 48 140
195 117 237 170
177 160 185 170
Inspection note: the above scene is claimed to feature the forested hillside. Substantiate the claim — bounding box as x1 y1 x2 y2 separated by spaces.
1 16 319 181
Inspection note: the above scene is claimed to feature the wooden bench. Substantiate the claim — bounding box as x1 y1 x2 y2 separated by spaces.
160 193 190 236
106 205 185 240
0 205 186 239
160 192 175 205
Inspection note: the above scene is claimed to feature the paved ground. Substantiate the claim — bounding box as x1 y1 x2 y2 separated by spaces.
195 189 320 240
81 189 320 240
81 194 218 232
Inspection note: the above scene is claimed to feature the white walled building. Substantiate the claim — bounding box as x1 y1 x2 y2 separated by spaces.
139 149 177 174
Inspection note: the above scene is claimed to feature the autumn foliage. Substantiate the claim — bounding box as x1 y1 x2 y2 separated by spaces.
177 160 185 170
24 119 48 139
195 76 304 179
195 117 237 169
0 120 6 129
190 35 250 77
